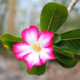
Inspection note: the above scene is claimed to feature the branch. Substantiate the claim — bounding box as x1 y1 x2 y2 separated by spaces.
68 0 79 15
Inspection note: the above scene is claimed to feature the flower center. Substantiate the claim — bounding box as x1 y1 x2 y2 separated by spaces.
32 43 41 52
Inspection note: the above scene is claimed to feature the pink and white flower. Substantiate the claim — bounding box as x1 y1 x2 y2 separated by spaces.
13 26 56 70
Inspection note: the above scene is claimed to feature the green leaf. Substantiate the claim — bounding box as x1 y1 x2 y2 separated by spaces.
27 66 37 75
40 2 68 32
53 33 61 44
27 64 46 76
53 45 74 58
0 33 23 42
61 29 80 40
54 51 73 65
55 39 80 61
0 34 23 51
2 41 18 51
56 56 79 68
36 64 46 75
55 29 80 56
53 45 75 66
54 43 80 68
54 29 80 67
56 40 80 53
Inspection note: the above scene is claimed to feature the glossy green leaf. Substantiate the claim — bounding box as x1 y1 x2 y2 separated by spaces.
54 29 80 67
0 34 23 51
27 64 46 76
53 51 73 65
61 29 80 40
53 45 74 65
36 64 46 75
56 40 80 53
53 45 74 58
54 44 80 53
53 44 79 68
55 29 80 55
53 44 74 65
0 33 23 42
40 2 68 32
27 66 37 75
56 56 79 68
55 39 80 62
53 33 61 44
2 41 18 51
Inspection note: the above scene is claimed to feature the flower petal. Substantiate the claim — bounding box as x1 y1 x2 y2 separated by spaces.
40 47 56 64
13 42 32 61
22 26 39 45
24 53 42 70
38 30 54 48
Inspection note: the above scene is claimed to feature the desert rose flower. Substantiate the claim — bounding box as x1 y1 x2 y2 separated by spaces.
13 26 56 70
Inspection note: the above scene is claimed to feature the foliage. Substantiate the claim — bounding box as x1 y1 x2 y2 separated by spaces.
40 2 68 32
0 2 80 76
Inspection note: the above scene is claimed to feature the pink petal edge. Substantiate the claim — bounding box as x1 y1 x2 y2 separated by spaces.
13 42 31 61
24 53 42 70
40 47 57 64
22 26 39 45
38 30 54 47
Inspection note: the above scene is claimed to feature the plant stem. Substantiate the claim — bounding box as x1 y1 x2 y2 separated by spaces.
68 0 79 15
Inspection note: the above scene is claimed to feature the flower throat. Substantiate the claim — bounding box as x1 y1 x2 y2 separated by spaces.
32 43 41 52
